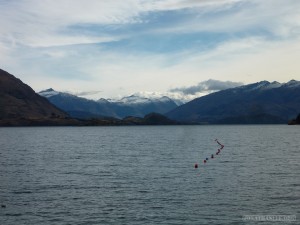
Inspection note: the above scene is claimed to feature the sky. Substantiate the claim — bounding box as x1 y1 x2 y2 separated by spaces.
0 0 300 101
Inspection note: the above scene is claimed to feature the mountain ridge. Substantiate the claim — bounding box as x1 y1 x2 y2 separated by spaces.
39 89 179 119
2 67 299 125
166 80 300 124
0 69 79 126
0 68 179 126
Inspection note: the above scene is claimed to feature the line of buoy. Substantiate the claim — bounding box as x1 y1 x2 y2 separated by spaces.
194 139 225 169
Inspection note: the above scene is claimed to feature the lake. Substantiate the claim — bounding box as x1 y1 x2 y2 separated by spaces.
0 125 299 224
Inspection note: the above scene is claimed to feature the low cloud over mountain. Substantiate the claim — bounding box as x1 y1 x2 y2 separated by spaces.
167 80 300 124
170 79 243 95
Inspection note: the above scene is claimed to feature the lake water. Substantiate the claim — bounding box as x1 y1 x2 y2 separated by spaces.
0 125 299 225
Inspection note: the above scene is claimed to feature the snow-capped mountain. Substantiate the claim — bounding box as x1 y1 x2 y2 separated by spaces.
167 80 300 124
38 89 179 119
39 89 117 119
238 80 300 91
115 95 152 104
107 94 180 106
97 98 110 104
282 79 300 88
39 88 60 98
38 79 299 122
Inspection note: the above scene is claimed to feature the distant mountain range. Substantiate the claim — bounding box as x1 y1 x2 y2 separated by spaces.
1 68 299 125
0 69 178 126
166 80 300 124
38 88 180 119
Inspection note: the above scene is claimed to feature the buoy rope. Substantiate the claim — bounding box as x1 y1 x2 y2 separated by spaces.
194 139 225 168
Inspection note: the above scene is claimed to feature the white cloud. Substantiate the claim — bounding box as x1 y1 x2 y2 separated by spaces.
143 0 243 11
170 79 243 94
0 0 142 47
147 0 300 41
1 0 299 49
168 36 300 85
6 34 300 101
25 35 121 48
1 0 300 100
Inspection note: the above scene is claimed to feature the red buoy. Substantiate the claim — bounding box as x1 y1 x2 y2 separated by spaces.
194 163 198 168
204 160 207 163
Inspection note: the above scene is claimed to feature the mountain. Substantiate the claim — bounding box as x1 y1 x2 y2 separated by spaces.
39 89 117 119
109 95 179 118
39 90 179 119
0 69 178 126
166 80 300 124
0 69 75 126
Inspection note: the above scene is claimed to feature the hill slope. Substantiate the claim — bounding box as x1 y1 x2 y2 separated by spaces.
166 80 300 124
0 69 72 125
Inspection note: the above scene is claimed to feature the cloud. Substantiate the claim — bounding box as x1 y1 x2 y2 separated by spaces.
26 35 122 48
0 0 299 101
170 79 243 95
0 0 142 48
68 90 102 96
1 0 299 51
123 79 244 103
2 0 299 49
145 0 243 11
145 0 300 42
